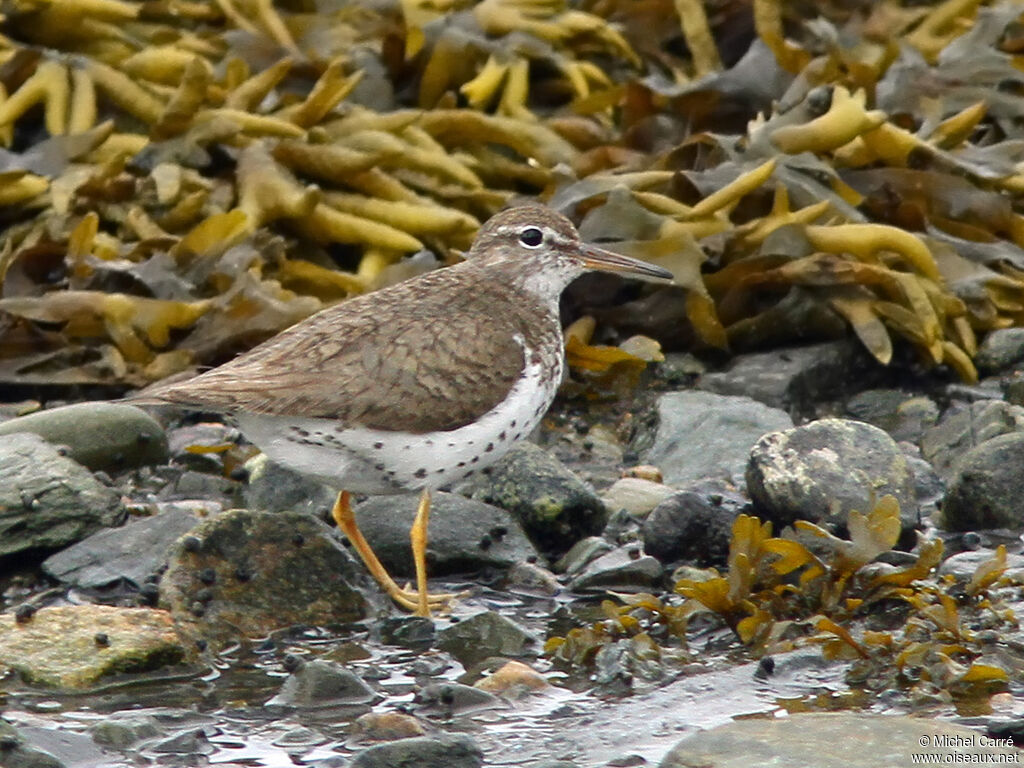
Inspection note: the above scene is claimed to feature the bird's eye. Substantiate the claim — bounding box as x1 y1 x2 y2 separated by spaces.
518 227 544 248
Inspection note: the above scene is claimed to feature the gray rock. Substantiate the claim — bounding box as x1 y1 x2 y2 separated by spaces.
554 535 613 575
0 720 64 768
372 616 436 650
942 433 1024 531
642 482 751 566
845 388 939 444
568 546 664 592
89 716 161 748
12 727 107 768
0 605 188 689
637 391 793 487
159 509 371 649
0 433 124 560
658 712 1023 767
413 682 503 716
0 402 168 472
601 477 675 517
921 400 1024 480
354 492 540 577
746 418 919 534
471 443 607 556
939 549 1024 580
976 327 1024 374
156 469 239 505
505 561 561 594
436 611 540 667
352 733 483 768
699 340 879 416
902 445 944 519
150 728 211 755
268 659 380 707
43 505 205 588
242 453 337 517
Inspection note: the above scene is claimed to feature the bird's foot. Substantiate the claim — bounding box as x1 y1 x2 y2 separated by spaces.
387 584 469 616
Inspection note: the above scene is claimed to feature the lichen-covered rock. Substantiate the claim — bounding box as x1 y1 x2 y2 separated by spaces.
0 605 189 689
159 509 372 648
746 418 919 535
436 610 539 667
471 442 606 556
0 433 124 560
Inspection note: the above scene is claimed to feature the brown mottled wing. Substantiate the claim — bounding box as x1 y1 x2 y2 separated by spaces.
134 269 530 434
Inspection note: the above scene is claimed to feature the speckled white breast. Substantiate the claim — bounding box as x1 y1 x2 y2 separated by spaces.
236 335 562 494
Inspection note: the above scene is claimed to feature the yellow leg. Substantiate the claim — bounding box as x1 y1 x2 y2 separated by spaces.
330 491 460 614
411 489 431 617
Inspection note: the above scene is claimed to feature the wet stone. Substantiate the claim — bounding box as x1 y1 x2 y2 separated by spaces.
635 391 793 487
354 492 539 577
0 605 189 689
554 536 614 575
658 712 1024 768
271 726 326 748
10 726 107 768
642 481 751 567
267 659 380 707
568 546 664 593
158 509 372 649
351 711 426 742
351 733 483 768
468 442 607 557
0 720 64 768
372 616 436 650
942 432 1024 531
504 560 562 595
90 716 162 748
473 660 550 696
413 682 503 716
436 611 540 667
150 727 212 755
42 504 205 589
0 402 169 472
746 418 919 536
0 432 124 560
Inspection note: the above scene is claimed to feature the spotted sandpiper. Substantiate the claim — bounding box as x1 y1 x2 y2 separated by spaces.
134 205 672 615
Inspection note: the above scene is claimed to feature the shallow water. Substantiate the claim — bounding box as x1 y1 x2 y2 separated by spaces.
1 583 900 768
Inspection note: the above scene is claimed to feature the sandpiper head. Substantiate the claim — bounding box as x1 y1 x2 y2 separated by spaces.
468 205 674 289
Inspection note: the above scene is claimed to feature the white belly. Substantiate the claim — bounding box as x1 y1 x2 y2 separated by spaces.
236 343 561 494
